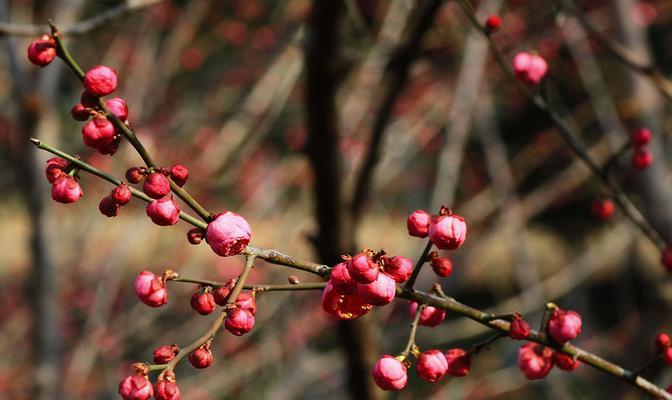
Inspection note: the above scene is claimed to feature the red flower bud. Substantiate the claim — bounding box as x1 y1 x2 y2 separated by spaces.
407 210 431 238
330 262 357 295
45 157 68 183
509 314 531 340
70 103 90 121
428 214 467 250
547 309 582 343
212 279 236 306
382 256 413 283
655 333 671 354
513 52 548 85
143 172 171 199
372 355 407 391
321 282 372 320
27 35 56 67
126 167 145 184
146 196 180 226
170 165 189 187
154 380 180 400
416 349 448 382
105 97 129 121
118 373 153 400
357 272 396 306
188 346 213 369
97 133 121 156
631 128 652 147
430 255 452 277
99 195 119 217
82 116 115 149
632 148 653 170
134 271 167 307
225 307 255 336
112 183 132 205
664 348 672 366
51 175 83 204
235 292 257 315
80 91 99 108
346 253 379 284
83 65 118 97
484 15 501 32
187 227 205 245
445 348 471 377
661 247 672 272
553 352 580 371
518 343 554 380
205 211 252 256
409 302 446 327
591 198 615 220
153 345 179 364
191 291 216 315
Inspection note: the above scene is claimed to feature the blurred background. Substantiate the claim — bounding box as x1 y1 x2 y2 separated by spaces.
1 0 672 398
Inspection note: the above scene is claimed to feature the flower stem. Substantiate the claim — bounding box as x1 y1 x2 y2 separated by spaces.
404 240 433 290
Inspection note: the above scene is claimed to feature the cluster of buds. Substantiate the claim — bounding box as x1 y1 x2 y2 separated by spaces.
99 183 132 217
44 158 83 204
407 207 467 250
118 364 181 400
654 333 672 365
125 166 188 226
630 128 654 170
518 342 581 380
513 51 548 86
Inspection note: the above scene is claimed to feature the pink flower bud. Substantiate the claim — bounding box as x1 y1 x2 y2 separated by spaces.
45 157 68 183
382 256 413 283
97 133 121 156
134 271 167 307
205 211 252 257
547 309 582 343
153 344 179 364
346 253 379 284
591 198 615 220
27 35 56 67
329 262 357 295
665 348 672 366
632 148 653 170
513 52 548 85
143 172 171 199
112 183 132 205
655 333 671 354
631 128 652 147
213 279 236 306
235 292 257 315
321 282 372 320
186 227 205 245
70 103 90 121
126 167 145 184
146 196 180 226
430 255 452 277
99 195 119 217
154 380 180 400
407 210 431 238
509 314 531 340
484 15 501 32
119 373 153 400
82 116 115 149
409 302 446 327
428 214 467 250
445 348 471 377
357 272 396 306
372 355 407 391
191 291 216 315
518 343 554 380
170 165 189 187
553 352 580 371
661 246 672 272
51 175 83 204
83 65 118 97
105 97 129 121
225 307 255 336
416 349 448 382
188 346 213 369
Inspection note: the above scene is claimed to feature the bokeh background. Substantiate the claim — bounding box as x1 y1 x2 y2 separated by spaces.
2 0 672 398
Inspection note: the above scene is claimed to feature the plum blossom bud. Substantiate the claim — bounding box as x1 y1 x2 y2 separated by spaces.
416 350 448 382
484 15 501 32
154 380 180 400
235 292 257 315
357 272 396 306
346 253 379 284
105 97 129 121
191 291 216 315
329 262 357 295
143 172 171 199
661 247 672 272
407 210 431 238
321 282 372 320
553 352 580 371
213 279 236 306
146 196 180 226
509 314 531 340
655 333 671 354
547 309 582 343
430 254 452 277
382 256 413 283
518 343 554 380
372 355 407 391
97 133 121 156
70 103 90 121
82 116 115 149
205 211 252 256
83 65 118 96
225 307 255 336
45 157 68 183
513 52 548 85
428 214 467 250
188 346 213 369
27 35 56 67
112 184 132 205
51 175 83 204
187 227 205 245
99 195 119 217
118 373 153 400
631 128 652 147
664 348 672 366
445 348 471 377
153 344 179 364
80 91 99 108
134 271 167 307
170 165 189 187
409 302 446 327
591 198 615 220
126 167 145 184
632 148 653 170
